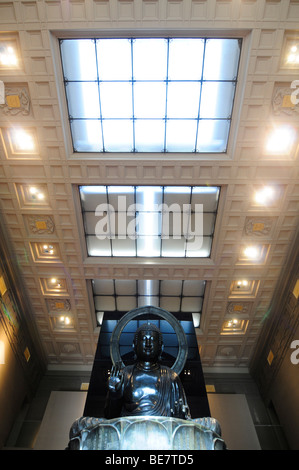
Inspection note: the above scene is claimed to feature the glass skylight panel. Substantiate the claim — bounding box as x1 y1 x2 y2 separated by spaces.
100 82 133 118
71 120 103 152
133 38 168 80
60 39 98 81
134 120 165 152
167 82 201 118
79 185 220 258
60 37 241 153
166 120 198 152
96 39 132 80
133 82 166 118
102 119 133 152
196 119 230 152
92 279 206 316
168 38 205 80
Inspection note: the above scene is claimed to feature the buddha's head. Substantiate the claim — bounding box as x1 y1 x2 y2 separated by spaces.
133 322 163 363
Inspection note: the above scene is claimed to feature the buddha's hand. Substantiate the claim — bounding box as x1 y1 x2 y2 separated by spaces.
172 398 190 420
108 363 124 395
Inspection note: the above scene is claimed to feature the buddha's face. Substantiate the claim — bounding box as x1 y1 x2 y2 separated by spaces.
134 329 162 363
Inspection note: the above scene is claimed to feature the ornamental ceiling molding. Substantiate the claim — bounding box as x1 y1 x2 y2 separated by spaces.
0 85 31 117
272 84 299 118
243 217 275 238
25 214 55 235
226 301 252 315
46 298 71 312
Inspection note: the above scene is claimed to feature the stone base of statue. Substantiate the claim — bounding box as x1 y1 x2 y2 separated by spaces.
67 416 226 450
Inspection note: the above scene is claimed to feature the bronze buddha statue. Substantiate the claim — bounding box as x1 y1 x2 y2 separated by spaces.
104 322 190 420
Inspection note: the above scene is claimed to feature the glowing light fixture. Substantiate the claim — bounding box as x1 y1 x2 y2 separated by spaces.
237 280 248 287
12 129 35 152
265 125 296 155
286 43 299 64
0 44 18 67
227 319 240 328
243 246 260 260
254 186 275 205
29 186 45 201
43 244 54 254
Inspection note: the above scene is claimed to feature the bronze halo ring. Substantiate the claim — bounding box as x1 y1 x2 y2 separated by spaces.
109 305 188 376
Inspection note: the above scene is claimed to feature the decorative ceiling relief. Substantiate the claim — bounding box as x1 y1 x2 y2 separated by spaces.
25 215 55 235
0 85 31 117
243 217 275 238
272 83 299 117
216 345 239 358
59 342 81 355
226 302 252 315
46 298 71 312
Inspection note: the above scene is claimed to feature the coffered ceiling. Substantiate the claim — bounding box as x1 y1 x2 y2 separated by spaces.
0 0 298 372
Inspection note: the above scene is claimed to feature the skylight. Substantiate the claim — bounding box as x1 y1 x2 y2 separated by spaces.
60 37 241 153
93 279 205 316
79 185 220 258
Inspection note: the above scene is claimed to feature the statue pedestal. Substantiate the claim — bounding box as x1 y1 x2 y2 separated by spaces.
68 416 226 450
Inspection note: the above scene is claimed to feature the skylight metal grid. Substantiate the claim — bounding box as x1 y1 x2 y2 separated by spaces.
79 185 220 258
93 279 206 316
60 37 241 153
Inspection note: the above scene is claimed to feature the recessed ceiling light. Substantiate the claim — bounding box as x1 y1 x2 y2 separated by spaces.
243 246 260 260
265 125 296 155
28 186 46 202
0 44 18 67
51 278 57 284
12 129 35 151
254 186 275 205
286 44 299 64
237 280 248 287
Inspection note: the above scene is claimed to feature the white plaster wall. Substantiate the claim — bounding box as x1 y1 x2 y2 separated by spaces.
34 391 87 450
208 393 261 450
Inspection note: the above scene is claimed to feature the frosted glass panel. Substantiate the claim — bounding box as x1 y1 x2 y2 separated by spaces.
168 38 205 80
96 38 132 80
200 81 235 119
134 120 165 152
134 82 166 118
161 238 186 257
166 120 197 152
71 120 103 152
60 39 97 81
66 82 100 119
87 236 111 256
203 38 240 80
167 82 201 119
136 186 163 207
136 236 161 257
102 120 133 152
186 236 212 257
133 38 168 80
100 82 132 119
196 119 230 152
111 238 136 257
